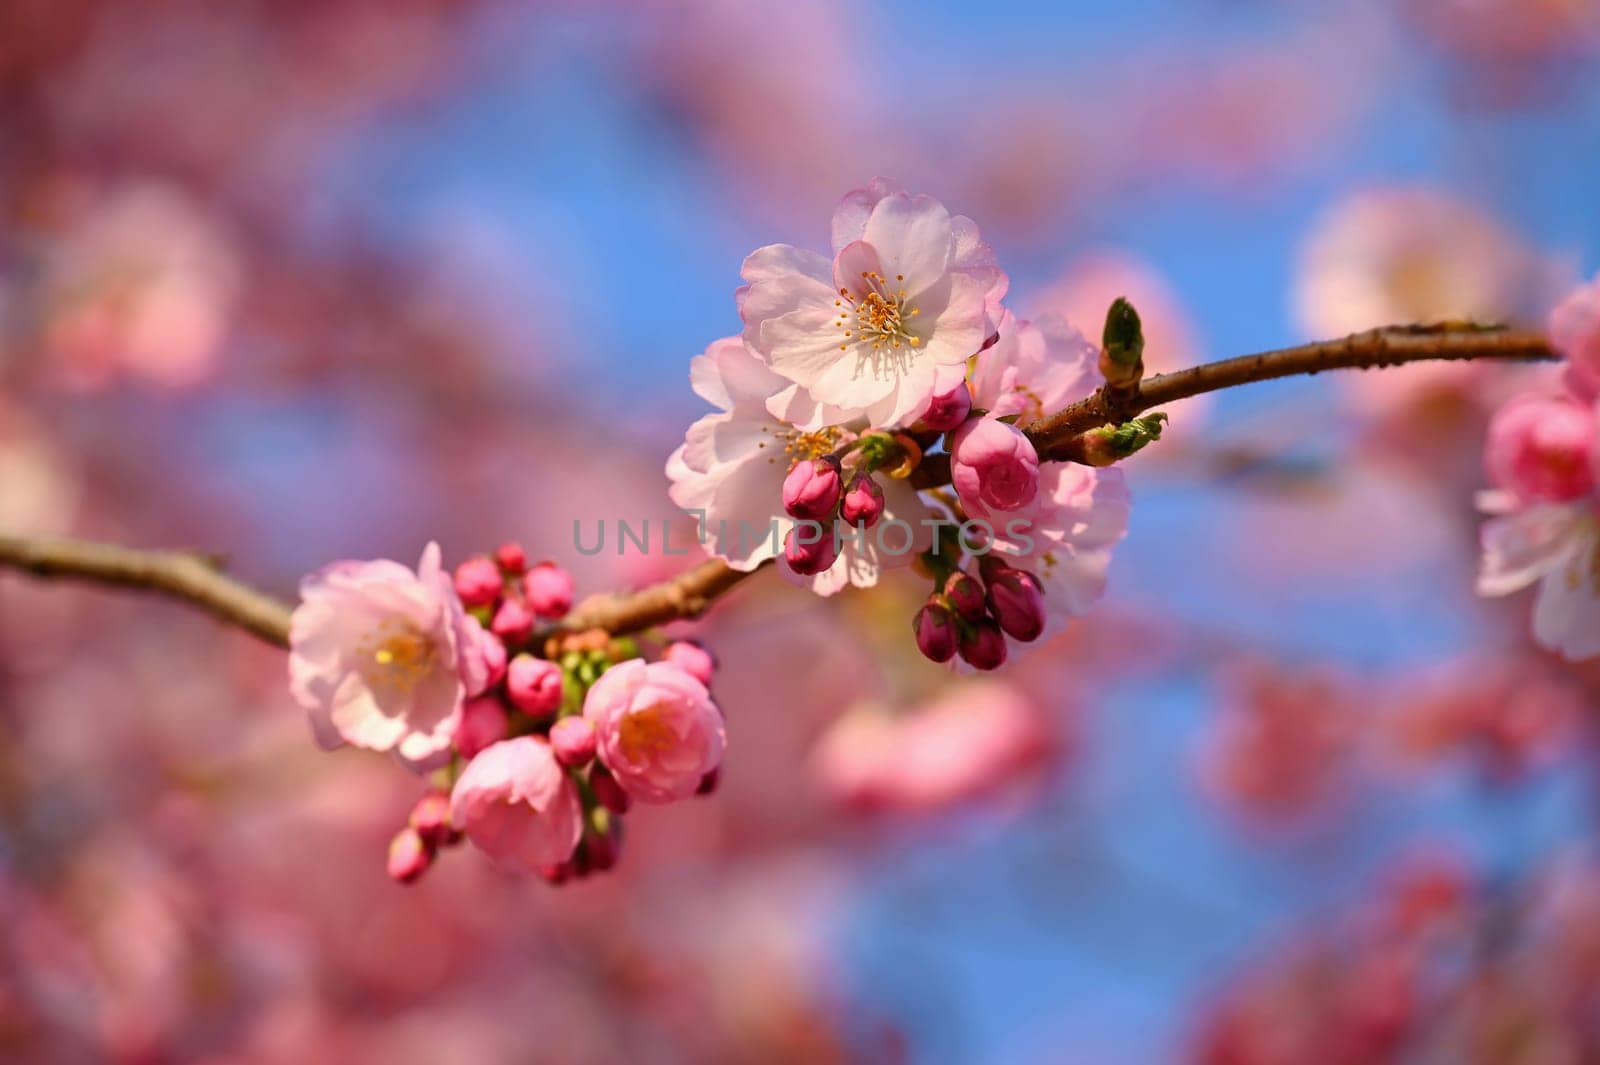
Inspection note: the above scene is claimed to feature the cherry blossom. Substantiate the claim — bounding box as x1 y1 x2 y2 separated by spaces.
738 178 1006 430
583 659 726 804
287 542 496 772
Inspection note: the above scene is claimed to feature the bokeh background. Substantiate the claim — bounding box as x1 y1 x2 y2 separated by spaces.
3 1 1600 1062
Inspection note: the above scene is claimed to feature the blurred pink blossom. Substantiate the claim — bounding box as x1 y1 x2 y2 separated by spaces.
34 182 241 390
811 680 1057 815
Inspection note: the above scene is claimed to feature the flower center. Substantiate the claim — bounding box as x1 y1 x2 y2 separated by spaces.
618 703 676 762
834 271 921 353
757 424 844 465
356 619 436 693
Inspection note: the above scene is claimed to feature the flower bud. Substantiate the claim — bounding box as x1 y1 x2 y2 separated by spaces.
839 473 886 528
784 522 839 576
958 618 1008 671
1099 296 1145 388
782 456 843 521
549 715 598 768
494 541 529 575
913 599 959 663
917 382 974 433
387 826 433 884
582 818 623 873
950 417 1040 516
540 861 573 886
408 790 459 847
943 571 987 621
454 555 503 608
507 654 563 716
523 562 574 620
1485 394 1597 504
491 596 535 643
455 695 510 760
663 640 716 686
589 768 632 814
479 631 508 688
985 566 1046 642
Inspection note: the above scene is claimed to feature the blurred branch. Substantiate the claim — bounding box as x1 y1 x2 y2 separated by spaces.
0 324 1557 648
0 534 293 648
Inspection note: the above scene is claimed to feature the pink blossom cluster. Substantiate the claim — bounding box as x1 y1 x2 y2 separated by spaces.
669 180 1130 668
1477 272 1600 660
288 542 724 884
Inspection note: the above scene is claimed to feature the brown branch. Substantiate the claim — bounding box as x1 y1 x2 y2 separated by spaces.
0 534 293 647
555 557 762 639
1023 323 1555 461
0 324 1559 647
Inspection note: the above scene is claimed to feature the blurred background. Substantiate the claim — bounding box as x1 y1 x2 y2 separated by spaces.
3 1 1600 1062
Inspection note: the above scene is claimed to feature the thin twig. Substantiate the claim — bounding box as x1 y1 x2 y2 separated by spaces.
0 323 1559 646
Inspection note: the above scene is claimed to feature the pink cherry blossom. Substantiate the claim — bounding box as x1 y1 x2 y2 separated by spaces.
449 737 583 874
288 542 495 772
969 311 1100 424
1484 394 1596 503
1551 272 1600 402
583 659 725 804
668 336 929 595
739 178 1005 430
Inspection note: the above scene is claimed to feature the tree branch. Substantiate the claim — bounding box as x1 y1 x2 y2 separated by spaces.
0 324 1558 647
0 534 294 647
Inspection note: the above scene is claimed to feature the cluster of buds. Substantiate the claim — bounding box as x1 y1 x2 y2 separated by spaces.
382 543 725 886
781 452 887 575
913 555 1046 671
452 541 574 649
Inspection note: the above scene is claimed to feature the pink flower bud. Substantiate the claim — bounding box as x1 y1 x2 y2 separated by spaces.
663 640 716 686
985 566 1046 642
582 823 622 872
408 790 459 847
523 562 574 620
943 571 987 621
696 767 720 796
455 695 509 760
491 596 535 643
950 416 1040 516
540 861 573 886
454 555 503 608
913 599 959 663
589 768 632 814
840 473 886 528
479 631 508 688
958 618 1008 671
782 456 843 521
1485 394 1596 504
507 654 563 716
494 541 529 575
549 715 598 767
784 522 839 576
387 827 433 884
916 382 973 432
